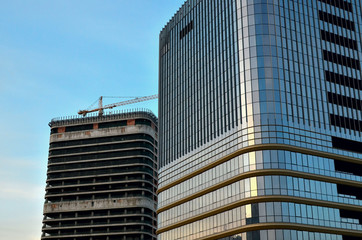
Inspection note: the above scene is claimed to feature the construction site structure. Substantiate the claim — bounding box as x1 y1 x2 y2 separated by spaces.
78 95 158 116
42 110 158 240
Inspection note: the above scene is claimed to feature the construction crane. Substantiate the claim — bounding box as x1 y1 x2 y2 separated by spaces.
78 94 158 116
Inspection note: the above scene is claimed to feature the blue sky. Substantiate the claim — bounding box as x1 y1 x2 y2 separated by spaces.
0 1 184 239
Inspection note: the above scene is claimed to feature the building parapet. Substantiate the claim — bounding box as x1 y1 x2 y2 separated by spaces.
49 109 157 127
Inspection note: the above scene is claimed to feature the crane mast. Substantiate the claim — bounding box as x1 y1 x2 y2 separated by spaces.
78 94 158 116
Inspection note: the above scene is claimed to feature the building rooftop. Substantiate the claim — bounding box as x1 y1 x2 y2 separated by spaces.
49 109 157 127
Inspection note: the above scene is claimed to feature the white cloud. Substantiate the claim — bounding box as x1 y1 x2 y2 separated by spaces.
0 156 45 200
0 181 44 200
0 217 43 240
0 184 44 240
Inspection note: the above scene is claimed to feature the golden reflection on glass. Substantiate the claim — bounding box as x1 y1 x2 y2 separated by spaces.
249 151 256 170
245 204 252 218
250 176 258 196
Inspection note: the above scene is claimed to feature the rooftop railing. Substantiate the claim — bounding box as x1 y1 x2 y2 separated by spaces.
49 109 157 127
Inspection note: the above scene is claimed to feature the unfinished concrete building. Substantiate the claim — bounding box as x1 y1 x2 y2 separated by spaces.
41 110 158 240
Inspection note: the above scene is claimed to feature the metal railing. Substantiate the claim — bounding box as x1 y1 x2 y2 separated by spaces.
49 109 157 127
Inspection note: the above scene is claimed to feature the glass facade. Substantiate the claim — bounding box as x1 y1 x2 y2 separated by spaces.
158 0 362 239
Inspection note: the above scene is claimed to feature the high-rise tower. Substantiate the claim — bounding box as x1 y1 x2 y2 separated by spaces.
158 0 362 239
42 111 158 240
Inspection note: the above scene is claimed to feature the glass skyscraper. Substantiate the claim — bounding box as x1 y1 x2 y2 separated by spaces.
158 0 362 239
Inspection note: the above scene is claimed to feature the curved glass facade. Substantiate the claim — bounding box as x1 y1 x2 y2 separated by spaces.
159 0 362 239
